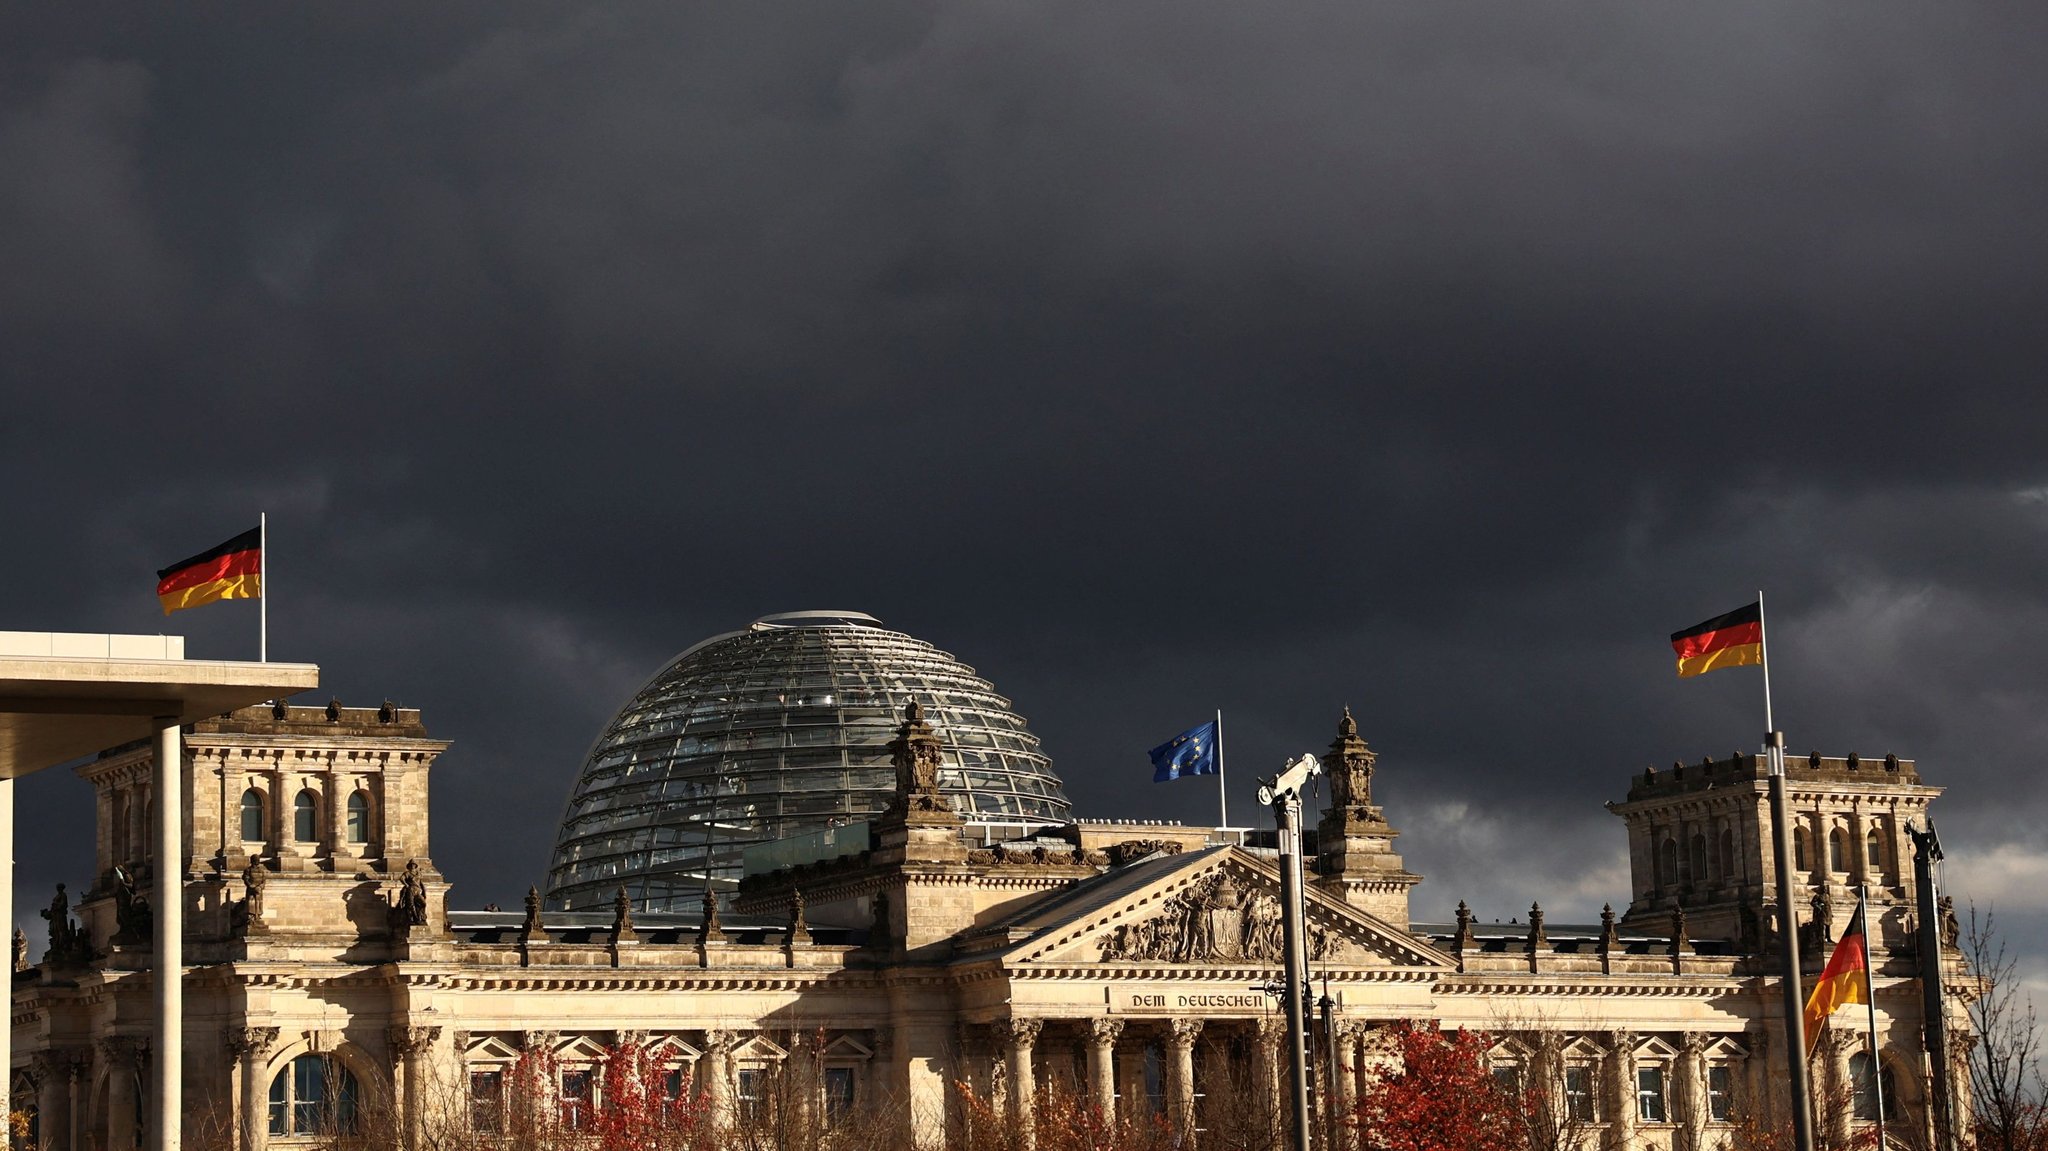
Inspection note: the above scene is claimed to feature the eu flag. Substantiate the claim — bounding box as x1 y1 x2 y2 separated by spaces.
1150 720 1219 783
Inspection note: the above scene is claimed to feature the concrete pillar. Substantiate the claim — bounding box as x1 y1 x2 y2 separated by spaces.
1167 1018 1201 1146
1085 1019 1123 1120
226 1028 276 1151
1001 1019 1044 1145
152 718 182 1151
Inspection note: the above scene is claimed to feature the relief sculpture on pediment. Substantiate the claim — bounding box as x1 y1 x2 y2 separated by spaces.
1099 872 1331 963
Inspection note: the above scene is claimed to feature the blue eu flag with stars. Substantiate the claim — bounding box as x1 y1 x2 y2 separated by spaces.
1150 720 1219 783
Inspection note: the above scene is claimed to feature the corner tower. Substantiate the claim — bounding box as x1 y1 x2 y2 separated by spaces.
74 699 450 956
1609 750 1940 951
1311 709 1421 929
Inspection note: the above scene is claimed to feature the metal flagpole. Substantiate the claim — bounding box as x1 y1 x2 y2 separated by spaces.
1860 884 1888 1148
259 511 268 663
1215 708 1229 832
1760 588 1818 1151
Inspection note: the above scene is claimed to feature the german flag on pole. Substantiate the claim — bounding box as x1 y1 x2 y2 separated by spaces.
1801 900 1869 1056
156 527 262 615
1670 601 1763 678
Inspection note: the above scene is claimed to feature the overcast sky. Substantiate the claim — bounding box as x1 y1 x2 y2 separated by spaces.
5 3 2046 973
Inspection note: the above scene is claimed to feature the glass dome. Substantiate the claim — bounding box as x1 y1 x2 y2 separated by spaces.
546 612 1073 911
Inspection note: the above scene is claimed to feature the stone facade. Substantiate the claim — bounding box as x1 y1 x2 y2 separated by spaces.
9 703 1967 1150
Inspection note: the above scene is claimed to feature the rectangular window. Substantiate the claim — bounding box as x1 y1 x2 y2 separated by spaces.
737 1068 766 1122
561 1069 592 1130
1707 1065 1733 1122
1491 1065 1522 1094
1637 1066 1667 1123
1564 1065 1596 1123
469 1071 503 1134
824 1067 856 1125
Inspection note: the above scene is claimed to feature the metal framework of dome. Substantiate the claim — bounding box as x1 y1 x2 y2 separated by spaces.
546 612 1073 911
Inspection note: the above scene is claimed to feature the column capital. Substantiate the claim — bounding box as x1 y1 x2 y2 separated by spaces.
224 1026 280 1061
1254 1016 1288 1045
388 1025 441 1058
1167 1017 1203 1049
702 1028 739 1056
1085 1017 1124 1046
995 1017 1044 1049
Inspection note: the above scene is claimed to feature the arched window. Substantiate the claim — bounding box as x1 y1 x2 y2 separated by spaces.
269 1055 358 1136
346 792 371 844
1719 828 1736 880
294 791 318 843
1794 829 1809 872
1690 833 1709 881
1851 1052 1901 1122
1658 838 1679 888
240 789 266 843
1830 828 1850 873
1866 829 1883 868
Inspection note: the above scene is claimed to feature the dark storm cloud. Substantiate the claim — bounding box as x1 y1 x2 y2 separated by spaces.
5 1 2047 937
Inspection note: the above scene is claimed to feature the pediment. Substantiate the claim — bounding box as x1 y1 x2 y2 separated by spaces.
465 1035 522 1062
1005 847 1451 970
645 1035 702 1063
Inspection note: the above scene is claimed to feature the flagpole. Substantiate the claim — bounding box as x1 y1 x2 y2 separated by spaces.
1215 708 1229 833
1860 884 1887 1148
1759 588 1818 1151
259 511 268 663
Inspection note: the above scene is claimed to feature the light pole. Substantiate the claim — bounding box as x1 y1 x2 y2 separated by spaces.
1259 753 1322 1151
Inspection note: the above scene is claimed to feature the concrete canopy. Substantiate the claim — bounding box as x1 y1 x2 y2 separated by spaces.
0 632 319 778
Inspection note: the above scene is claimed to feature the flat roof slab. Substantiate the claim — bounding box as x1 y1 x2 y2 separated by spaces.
0 632 319 778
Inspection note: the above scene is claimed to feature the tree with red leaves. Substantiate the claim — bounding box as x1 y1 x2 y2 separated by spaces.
1349 1021 1529 1151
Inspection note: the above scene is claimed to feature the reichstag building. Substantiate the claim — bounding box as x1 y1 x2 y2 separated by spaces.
12 612 1958 1149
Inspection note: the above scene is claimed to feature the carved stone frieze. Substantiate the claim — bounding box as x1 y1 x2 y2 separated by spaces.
1098 870 1333 963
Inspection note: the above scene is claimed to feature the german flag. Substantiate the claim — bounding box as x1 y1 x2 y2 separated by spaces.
156 527 262 615
1670 602 1763 678
1802 900 1869 1056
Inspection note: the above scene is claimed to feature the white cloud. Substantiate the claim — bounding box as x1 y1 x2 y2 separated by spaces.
1945 842 2048 914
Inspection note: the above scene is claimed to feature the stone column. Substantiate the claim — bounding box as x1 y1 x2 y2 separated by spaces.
325 767 351 867
102 1037 141 1151
225 1028 278 1151
703 1031 736 1130
152 718 183 1151
1253 1017 1286 1137
389 1025 440 1150
32 1053 63 1151
1677 1032 1709 1150
1167 1018 1202 1147
1823 1031 1855 1148
1084 1019 1123 1120
69 1053 88 1151
1331 1022 1362 1143
997 1019 1044 1146
1607 1032 1637 1151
